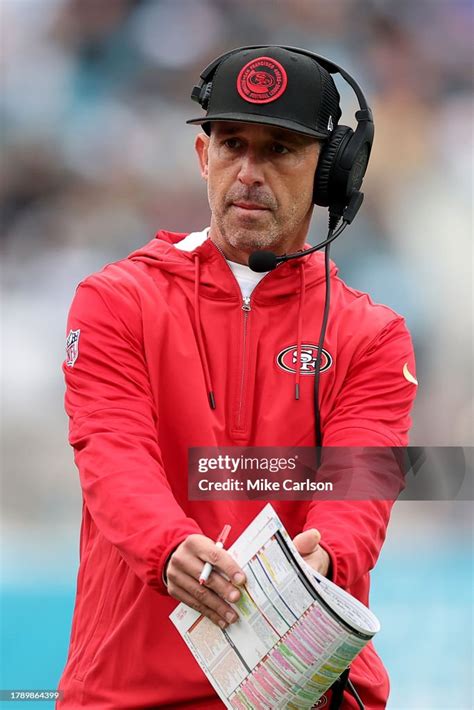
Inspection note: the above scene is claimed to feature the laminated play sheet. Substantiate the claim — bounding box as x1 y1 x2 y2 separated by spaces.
170 504 379 709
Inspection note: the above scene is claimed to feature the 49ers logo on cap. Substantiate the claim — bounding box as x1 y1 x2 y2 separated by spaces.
277 344 333 375
237 56 288 104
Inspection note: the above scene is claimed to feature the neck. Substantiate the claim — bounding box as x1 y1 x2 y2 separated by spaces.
208 223 310 266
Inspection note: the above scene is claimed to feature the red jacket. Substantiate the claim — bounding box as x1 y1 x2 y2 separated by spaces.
57 231 417 709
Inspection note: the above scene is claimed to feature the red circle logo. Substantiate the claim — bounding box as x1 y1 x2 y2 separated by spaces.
237 56 288 104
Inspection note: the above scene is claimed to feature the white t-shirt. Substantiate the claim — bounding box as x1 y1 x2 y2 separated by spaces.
175 228 269 299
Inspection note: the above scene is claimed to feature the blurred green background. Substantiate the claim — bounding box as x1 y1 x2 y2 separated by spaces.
1 1 472 708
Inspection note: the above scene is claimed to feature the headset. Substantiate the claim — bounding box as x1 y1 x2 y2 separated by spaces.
191 45 374 226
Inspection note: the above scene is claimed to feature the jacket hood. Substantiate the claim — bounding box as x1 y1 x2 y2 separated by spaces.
127 230 338 303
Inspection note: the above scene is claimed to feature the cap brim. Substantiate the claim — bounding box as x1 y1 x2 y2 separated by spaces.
186 113 329 139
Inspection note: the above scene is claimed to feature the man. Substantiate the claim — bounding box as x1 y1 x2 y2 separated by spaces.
57 46 417 708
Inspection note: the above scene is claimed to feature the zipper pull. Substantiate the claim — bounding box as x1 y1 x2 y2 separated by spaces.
242 296 251 312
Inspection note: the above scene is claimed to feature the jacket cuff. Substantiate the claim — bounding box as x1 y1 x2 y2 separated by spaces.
162 547 178 588
153 532 200 596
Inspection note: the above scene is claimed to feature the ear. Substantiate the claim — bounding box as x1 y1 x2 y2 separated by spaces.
195 133 210 180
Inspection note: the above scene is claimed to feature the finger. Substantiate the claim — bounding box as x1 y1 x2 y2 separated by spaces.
167 569 239 625
172 586 232 629
293 529 321 555
186 537 246 586
173 554 242 603
203 570 242 603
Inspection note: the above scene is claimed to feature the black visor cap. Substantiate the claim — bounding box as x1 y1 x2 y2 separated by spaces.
187 46 342 140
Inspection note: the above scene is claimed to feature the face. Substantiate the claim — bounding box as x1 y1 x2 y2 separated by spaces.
195 122 321 263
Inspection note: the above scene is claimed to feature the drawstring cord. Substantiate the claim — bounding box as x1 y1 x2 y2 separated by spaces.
294 263 306 400
193 254 216 409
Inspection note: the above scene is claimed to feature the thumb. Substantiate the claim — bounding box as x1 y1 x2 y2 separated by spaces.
293 529 321 555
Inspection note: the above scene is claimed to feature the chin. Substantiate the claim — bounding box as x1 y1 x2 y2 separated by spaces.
229 232 278 253
224 221 280 252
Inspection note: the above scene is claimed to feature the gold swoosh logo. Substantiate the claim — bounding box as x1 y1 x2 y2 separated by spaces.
403 362 418 385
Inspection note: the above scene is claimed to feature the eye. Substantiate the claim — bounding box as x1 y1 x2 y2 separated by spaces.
271 143 290 155
223 137 242 149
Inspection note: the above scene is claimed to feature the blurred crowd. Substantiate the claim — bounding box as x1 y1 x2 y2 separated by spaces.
1 0 473 526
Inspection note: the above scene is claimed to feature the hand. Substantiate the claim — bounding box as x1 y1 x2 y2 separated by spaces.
165 534 246 629
293 529 331 577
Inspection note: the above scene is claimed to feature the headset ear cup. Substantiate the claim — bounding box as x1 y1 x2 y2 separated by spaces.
314 126 353 207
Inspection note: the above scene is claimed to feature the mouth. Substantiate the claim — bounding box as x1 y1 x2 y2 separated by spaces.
231 202 271 215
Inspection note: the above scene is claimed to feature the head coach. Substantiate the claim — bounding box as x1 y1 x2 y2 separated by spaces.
57 46 418 709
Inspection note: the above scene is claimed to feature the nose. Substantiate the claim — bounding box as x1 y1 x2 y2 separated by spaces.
237 150 264 186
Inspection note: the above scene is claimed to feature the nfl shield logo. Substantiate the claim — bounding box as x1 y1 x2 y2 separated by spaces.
66 329 81 367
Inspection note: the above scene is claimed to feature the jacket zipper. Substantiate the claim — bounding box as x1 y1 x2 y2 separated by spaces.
237 296 251 430
210 241 274 434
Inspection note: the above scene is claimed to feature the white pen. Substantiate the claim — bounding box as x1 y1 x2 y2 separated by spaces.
199 524 231 585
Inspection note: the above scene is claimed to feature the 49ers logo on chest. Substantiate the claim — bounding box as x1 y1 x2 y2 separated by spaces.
276 344 333 375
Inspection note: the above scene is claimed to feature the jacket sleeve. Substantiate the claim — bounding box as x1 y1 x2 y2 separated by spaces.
304 317 417 588
64 276 202 595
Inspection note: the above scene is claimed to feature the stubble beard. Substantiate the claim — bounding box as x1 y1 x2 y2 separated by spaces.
217 212 281 251
211 194 303 254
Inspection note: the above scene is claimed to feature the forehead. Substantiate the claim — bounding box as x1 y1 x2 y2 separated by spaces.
209 121 317 146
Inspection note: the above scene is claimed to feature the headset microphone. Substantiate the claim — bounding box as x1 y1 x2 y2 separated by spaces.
248 251 279 273
248 220 347 272
248 191 362 273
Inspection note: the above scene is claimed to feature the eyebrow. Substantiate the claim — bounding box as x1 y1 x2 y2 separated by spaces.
213 123 314 146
